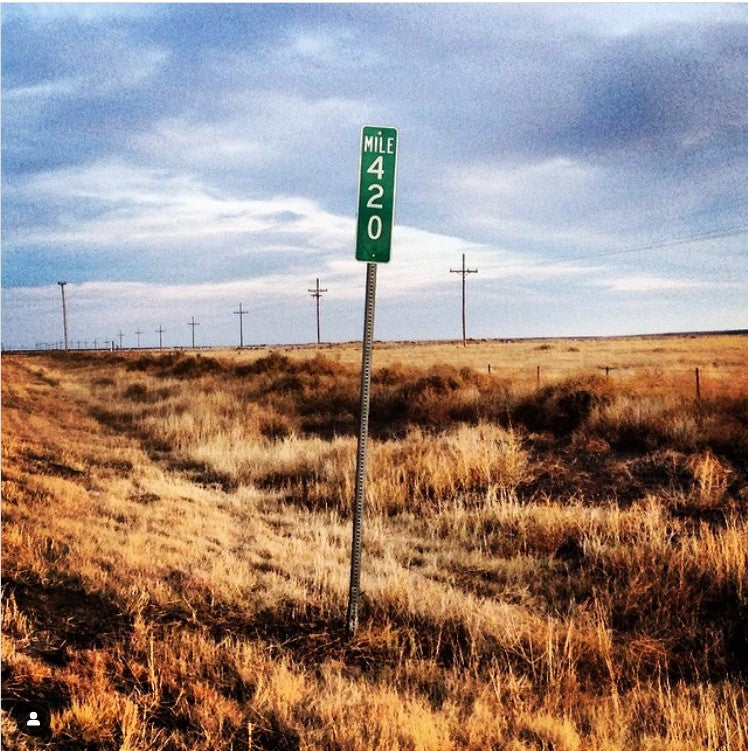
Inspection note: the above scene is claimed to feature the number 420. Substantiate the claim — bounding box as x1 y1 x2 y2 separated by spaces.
366 157 385 240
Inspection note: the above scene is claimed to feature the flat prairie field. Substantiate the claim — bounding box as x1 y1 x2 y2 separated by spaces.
207 331 747 396
2 333 747 750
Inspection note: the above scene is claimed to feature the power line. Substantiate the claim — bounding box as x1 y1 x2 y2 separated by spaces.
593 197 748 238
481 225 748 270
560 225 748 263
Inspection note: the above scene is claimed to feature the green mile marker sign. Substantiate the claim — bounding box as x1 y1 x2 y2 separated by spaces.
355 126 398 263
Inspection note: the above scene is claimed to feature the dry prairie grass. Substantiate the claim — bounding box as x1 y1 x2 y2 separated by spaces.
201 332 747 398
2 334 747 749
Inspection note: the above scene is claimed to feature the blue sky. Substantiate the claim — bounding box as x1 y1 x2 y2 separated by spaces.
2 2 746 349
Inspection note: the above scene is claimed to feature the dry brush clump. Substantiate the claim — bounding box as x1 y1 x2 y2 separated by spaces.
79 350 748 471
241 422 529 516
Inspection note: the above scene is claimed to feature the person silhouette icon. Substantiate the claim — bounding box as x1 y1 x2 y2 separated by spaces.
10 703 50 738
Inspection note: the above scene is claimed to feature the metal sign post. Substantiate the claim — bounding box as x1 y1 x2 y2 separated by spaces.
346 260 377 637
346 126 398 638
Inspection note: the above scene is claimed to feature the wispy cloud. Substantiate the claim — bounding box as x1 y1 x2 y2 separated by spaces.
131 119 266 166
9 160 346 251
592 275 723 293
1 4 154 24
4 76 82 99
7 157 607 301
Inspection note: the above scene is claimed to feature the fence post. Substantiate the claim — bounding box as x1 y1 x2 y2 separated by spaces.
695 367 701 400
487 363 491 374
605 366 610 379
536 365 541 389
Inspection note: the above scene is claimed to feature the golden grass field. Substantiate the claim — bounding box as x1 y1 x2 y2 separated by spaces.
2 333 747 750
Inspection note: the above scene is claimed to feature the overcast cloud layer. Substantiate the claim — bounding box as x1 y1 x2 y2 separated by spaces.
2 3 746 349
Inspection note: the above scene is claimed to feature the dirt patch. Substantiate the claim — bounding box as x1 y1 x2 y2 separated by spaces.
6 577 132 653
18 448 85 479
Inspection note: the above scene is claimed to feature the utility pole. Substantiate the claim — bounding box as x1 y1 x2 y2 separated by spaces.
135 329 142 349
156 325 165 350
308 278 328 345
118 331 124 350
450 253 478 347
188 316 199 348
57 281 69 351
233 303 248 348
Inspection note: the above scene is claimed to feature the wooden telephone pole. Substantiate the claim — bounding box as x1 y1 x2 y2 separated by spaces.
308 278 328 344
156 325 165 350
233 303 248 348
188 316 199 348
57 281 69 351
450 254 478 346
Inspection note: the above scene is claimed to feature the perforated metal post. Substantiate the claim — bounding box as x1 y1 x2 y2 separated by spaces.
346 261 377 638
